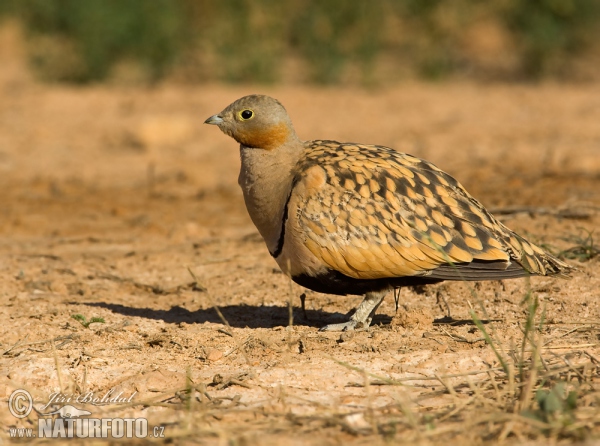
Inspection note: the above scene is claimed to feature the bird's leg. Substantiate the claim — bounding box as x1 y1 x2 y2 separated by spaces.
319 290 388 331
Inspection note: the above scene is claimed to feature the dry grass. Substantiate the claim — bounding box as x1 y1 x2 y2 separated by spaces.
154 294 596 444
11 287 596 445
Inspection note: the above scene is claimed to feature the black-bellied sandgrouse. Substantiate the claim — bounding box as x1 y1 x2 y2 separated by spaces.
205 95 572 331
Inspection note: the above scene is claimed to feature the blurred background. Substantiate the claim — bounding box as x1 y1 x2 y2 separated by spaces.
1 0 600 86
0 0 598 240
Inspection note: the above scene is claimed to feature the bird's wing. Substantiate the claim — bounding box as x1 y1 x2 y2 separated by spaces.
289 141 567 281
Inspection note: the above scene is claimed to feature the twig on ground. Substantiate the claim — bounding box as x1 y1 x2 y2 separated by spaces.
210 372 254 390
96 271 206 295
489 204 598 220
218 328 234 337
439 327 485 344
51 340 65 394
5 334 77 355
2 334 30 355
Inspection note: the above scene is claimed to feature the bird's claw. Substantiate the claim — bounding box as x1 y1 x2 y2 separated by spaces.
319 319 371 332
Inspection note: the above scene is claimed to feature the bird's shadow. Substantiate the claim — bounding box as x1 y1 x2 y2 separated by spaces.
80 302 392 329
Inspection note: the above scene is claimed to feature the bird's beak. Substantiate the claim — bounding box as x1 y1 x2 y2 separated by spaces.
204 114 224 125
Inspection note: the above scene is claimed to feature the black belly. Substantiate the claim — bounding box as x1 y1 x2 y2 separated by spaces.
292 269 443 296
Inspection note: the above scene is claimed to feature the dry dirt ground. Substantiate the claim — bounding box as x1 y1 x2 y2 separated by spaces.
1 29 600 446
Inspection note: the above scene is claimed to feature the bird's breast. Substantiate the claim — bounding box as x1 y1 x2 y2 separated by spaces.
238 146 299 256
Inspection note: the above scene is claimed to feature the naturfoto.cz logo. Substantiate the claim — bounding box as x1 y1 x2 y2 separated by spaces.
7 389 165 439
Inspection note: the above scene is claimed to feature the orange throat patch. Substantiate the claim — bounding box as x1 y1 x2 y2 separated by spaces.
237 122 290 150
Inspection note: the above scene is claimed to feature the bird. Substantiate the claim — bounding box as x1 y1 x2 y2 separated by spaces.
205 94 572 331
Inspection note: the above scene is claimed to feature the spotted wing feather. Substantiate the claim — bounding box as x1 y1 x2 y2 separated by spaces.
291 141 571 282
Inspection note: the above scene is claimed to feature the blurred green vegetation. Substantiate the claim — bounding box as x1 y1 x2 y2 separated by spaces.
503 0 600 78
1 0 599 84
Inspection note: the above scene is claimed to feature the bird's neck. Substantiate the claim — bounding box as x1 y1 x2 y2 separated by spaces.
238 142 304 255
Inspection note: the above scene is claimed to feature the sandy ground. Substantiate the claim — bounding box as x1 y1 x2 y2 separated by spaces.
1 27 600 445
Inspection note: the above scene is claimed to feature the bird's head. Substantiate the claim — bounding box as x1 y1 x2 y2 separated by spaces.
205 95 299 150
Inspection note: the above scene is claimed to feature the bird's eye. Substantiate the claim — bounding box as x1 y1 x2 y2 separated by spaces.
240 109 254 120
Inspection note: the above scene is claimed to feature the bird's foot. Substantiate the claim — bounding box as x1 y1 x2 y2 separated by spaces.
318 318 372 332
318 291 387 332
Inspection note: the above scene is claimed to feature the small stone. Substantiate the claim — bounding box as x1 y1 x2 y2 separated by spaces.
343 412 372 434
206 349 223 362
338 332 354 343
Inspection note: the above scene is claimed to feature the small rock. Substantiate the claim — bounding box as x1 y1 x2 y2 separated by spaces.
206 349 223 362
343 412 372 435
338 332 354 343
